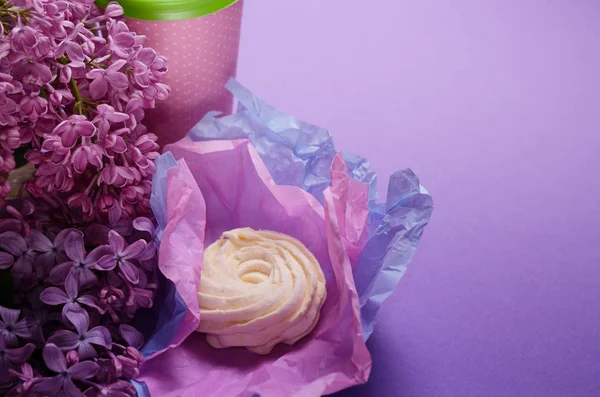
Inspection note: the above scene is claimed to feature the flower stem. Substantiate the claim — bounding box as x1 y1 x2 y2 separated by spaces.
70 78 82 102
84 174 98 195
70 78 85 115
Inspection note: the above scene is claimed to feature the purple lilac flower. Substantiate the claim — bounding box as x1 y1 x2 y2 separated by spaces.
125 274 154 317
84 380 137 397
48 310 111 360
108 30 136 59
0 128 20 150
99 283 126 323
99 164 141 188
54 115 96 149
0 149 16 174
0 334 35 384
108 351 139 379
33 162 76 194
32 343 99 396
0 307 32 348
0 231 36 279
92 104 129 137
86 59 129 99
5 362 39 397
28 228 72 270
72 142 104 173
0 216 22 234
66 350 80 367
19 93 47 121
41 275 105 320
11 55 53 85
23 309 60 346
50 231 111 287
0 250 12 269
103 1 125 18
133 216 158 263
119 324 143 350
86 204 133 246
97 230 146 284
56 25 86 63
102 132 128 157
67 192 95 219
124 345 144 363
8 22 38 52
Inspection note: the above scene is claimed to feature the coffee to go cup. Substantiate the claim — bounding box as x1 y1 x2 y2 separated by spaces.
96 0 243 146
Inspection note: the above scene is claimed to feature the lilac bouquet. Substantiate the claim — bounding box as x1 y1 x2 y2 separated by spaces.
0 0 169 395
0 0 168 221
0 213 157 396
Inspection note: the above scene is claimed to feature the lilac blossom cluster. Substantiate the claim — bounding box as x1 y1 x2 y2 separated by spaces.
0 0 170 394
0 0 169 222
0 201 159 396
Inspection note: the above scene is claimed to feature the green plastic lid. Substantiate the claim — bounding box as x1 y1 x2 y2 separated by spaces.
95 0 238 21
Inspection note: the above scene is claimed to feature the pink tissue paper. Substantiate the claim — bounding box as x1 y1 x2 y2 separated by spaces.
137 138 372 396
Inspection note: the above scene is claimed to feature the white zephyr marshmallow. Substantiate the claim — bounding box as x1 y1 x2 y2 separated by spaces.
196 227 327 355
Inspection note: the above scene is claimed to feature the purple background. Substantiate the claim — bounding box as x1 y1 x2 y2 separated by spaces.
237 1 600 396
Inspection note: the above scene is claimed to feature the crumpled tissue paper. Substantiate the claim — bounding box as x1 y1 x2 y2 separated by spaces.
134 79 433 397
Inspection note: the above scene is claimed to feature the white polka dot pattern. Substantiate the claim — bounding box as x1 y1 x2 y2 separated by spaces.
127 1 243 146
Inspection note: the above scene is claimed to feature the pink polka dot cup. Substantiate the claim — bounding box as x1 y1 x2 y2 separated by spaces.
97 0 243 146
